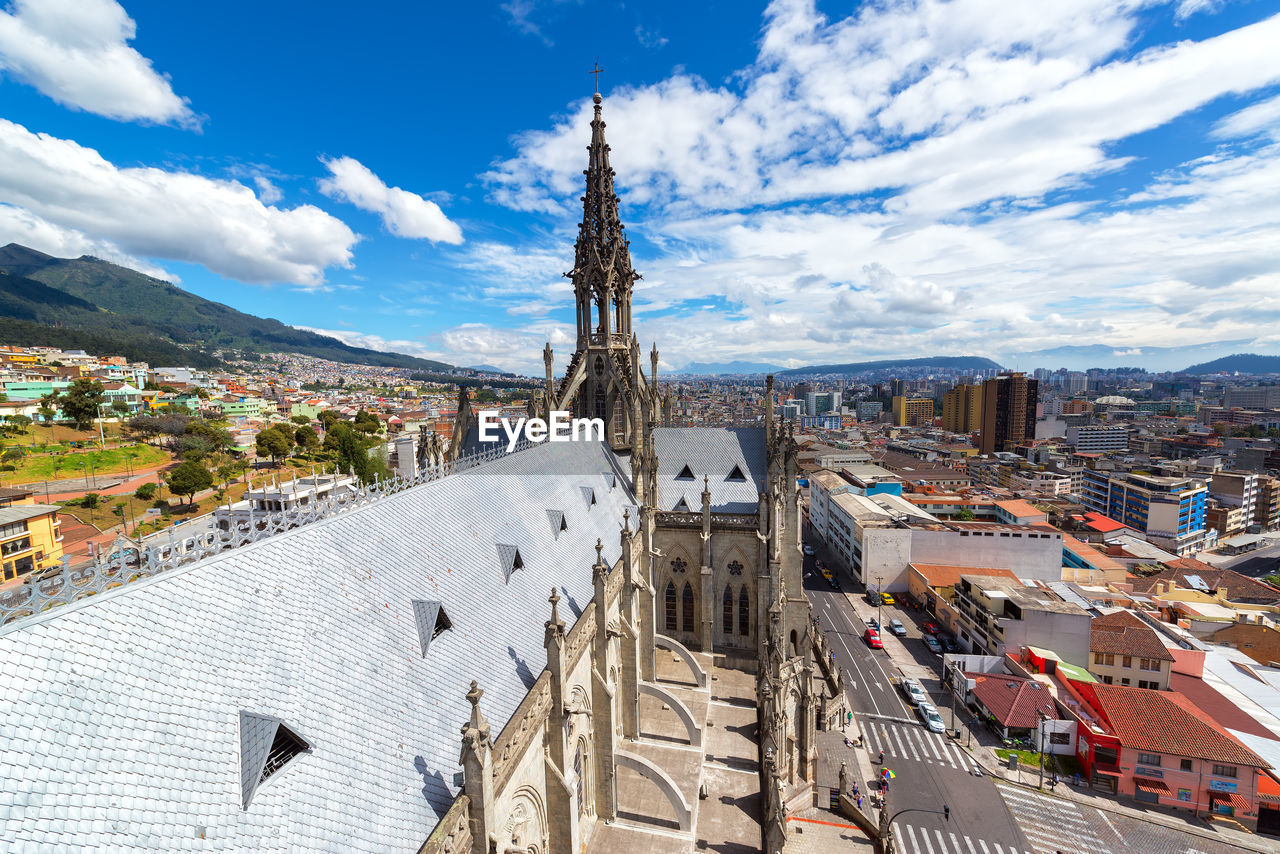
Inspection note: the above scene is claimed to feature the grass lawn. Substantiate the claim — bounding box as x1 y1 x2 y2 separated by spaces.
5 422 129 448
995 748 1045 768
128 483 250 538
3 444 170 484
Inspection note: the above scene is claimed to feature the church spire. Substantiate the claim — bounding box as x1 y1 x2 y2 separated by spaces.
568 89 639 348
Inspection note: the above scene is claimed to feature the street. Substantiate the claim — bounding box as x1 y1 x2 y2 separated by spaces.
803 549 1033 854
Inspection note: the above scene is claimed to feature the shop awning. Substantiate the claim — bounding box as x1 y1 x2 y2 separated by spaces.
1134 778 1169 794
1210 791 1251 810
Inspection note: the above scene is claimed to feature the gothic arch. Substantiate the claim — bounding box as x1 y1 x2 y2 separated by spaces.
722 585 734 636
574 736 594 819
614 750 693 832
639 682 702 747
663 581 677 633
681 582 695 633
500 785 548 854
738 586 751 637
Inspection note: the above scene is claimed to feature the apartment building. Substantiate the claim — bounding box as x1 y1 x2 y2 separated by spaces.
0 503 63 585
941 383 983 434
892 395 934 427
1210 471 1259 527
953 574 1091 663
979 373 1038 455
1065 425 1130 453
1256 475 1280 531
1079 470 1207 556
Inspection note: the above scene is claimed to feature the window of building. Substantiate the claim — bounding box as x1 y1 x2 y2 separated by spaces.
1180 759 1193 772
1049 732 1070 745
1094 653 1115 666
722 586 733 634
0 520 28 539
1 536 31 557
681 582 695 633
664 582 676 632
1138 680 1158 690
1212 765 1238 779
1122 656 1132 668
738 587 750 637
1137 753 1162 767
1101 675 1113 684
1120 678 1130 686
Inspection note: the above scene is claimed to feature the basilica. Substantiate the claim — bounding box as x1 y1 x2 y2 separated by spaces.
0 92 835 854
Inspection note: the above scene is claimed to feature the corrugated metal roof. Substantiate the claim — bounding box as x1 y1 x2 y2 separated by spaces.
0 439 635 851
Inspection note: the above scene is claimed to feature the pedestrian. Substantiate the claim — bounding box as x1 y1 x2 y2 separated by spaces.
878 749 884 764
857 794 863 809
1073 772 1080 787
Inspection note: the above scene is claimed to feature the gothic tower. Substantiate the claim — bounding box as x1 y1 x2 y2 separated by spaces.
545 91 655 450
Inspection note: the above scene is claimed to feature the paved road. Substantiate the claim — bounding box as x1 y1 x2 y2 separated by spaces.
803 549 1032 854
1209 535 1280 579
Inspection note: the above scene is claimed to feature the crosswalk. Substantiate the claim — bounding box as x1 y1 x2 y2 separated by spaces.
891 821 1034 854
995 784 1115 854
862 717 975 772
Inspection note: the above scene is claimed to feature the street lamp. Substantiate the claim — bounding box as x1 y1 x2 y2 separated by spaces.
1037 709 1048 790
875 573 883 629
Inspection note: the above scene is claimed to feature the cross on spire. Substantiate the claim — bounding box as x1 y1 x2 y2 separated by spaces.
590 60 605 95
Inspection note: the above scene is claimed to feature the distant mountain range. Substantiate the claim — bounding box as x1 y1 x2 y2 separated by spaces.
1182 353 1280 375
778 355 1002 377
0 244 454 372
675 360 783 375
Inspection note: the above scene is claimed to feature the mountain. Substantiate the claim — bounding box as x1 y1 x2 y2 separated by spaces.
999 340 1256 373
778 355 1002 376
1182 353 1280 375
675 360 783 375
0 244 454 372
465 364 506 373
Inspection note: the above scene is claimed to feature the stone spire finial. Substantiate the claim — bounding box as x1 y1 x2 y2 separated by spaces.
622 507 630 532
548 588 561 628
595 537 604 565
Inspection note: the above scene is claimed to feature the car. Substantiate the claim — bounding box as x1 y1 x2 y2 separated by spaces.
920 704 947 734
900 678 928 707
941 635 960 654
863 628 883 649
815 559 826 571
923 635 943 655
880 592 896 605
888 619 907 637
922 621 941 635
802 544 815 555
866 617 879 630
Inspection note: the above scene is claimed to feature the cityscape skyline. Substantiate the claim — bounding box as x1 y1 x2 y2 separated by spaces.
1 1 1279 376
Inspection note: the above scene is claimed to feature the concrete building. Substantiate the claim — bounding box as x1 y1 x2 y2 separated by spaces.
892 395 933 427
0 502 63 585
1088 610 1175 689
1065 425 1130 453
953 574 1092 663
855 400 883 421
1211 471 1259 529
941 383 983 434
1224 386 1280 410
1078 470 1208 556
979 373 1038 455
1256 475 1280 531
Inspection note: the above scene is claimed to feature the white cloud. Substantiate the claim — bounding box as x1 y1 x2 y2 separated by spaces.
0 118 357 285
1212 93 1280 140
0 0 198 127
319 156 463 244
1175 0 1222 21
0 203 175 280
297 321 571 374
253 175 283 204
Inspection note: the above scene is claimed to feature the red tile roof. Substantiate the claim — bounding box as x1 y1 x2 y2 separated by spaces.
966 673 1059 729
1082 512 1127 533
910 564 1019 589
1090 610 1174 661
1090 684 1270 768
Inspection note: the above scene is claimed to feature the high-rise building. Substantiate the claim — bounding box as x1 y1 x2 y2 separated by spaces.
892 395 934 427
941 384 983 434
979 373 1038 455
794 382 812 401
890 378 906 398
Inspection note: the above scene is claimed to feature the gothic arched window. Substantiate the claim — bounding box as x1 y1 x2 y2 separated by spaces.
738 587 750 636
664 582 677 632
574 740 587 817
682 582 695 633
722 585 734 635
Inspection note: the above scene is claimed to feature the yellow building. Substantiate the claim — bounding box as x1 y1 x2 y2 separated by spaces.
0 503 64 584
941 384 983 434
892 395 934 427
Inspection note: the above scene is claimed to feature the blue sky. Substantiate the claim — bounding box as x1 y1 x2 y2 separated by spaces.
1 0 1279 374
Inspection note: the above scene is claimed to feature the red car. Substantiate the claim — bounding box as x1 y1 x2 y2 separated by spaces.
922 621 941 635
863 628 883 649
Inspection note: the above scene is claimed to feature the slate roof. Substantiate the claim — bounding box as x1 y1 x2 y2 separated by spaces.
966 672 1059 728
0 439 636 852
652 427 766 512
1089 610 1175 661
1090 684 1271 768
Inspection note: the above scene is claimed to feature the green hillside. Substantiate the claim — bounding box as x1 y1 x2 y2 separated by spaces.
1182 353 1280 375
0 244 454 372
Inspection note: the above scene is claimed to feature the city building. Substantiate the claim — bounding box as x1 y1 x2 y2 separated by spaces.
1065 425 1130 453
1088 610 1175 689
0 502 63 585
892 395 933 427
979 373 1038 455
941 383 983 434
1210 471 1259 529
1078 471 1207 556
952 574 1092 662
855 400 883 421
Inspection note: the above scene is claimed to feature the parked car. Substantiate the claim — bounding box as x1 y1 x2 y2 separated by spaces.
888 618 907 637
923 635 943 655
941 635 960 654
900 678 928 707
866 617 879 630
863 628 883 649
919 702 947 734
802 544 815 556
879 592 896 605
922 621 941 635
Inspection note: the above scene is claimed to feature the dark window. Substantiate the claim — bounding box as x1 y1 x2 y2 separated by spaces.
1137 753 1162 767
723 586 734 634
682 582 695 633
1212 764 1237 779
738 587 750 636
1180 759 1193 772
727 465 746 481
676 464 694 480
665 582 677 632
261 724 309 782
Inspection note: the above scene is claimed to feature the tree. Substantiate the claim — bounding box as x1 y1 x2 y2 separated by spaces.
134 482 157 501
81 492 101 510
255 425 293 465
58 378 108 430
167 459 213 506
295 425 319 450
184 419 234 454
956 508 975 521
111 399 130 418
290 414 312 426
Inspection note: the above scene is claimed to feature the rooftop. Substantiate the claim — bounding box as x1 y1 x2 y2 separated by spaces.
910 563 1019 589
0 503 61 526
966 672 1059 728
1089 610 1175 661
